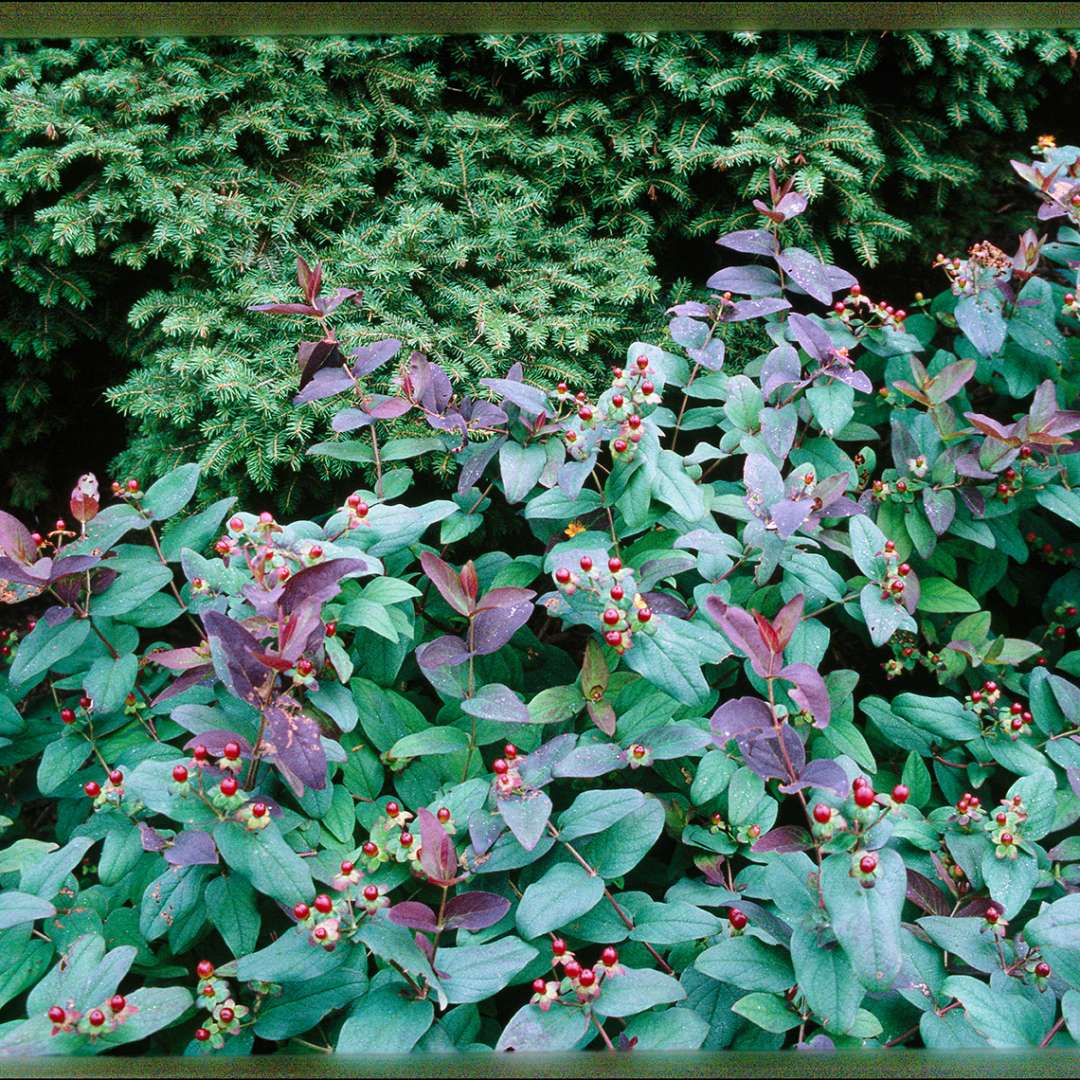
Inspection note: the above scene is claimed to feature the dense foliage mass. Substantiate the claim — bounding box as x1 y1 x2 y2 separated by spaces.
2 31 1079 507
0 141 1079 1058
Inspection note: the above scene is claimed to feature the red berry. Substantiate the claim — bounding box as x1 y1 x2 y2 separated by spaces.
641 380 655 395
223 741 240 761
109 769 123 785
193 744 208 762
314 894 333 914
48 1006 65 1023
578 967 596 987
346 493 361 508
604 630 622 646
259 511 273 524
309 545 323 560
110 995 125 1013
219 777 238 797
84 781 101 797
363 884 379 902
627 414 641 429
399 831 413 848
437 807 451 823
172 764 189 783
196 959 214 979
612 438 628 453
637 608 652 623
602 608 620 626
564 960 582 980
834 301 846 313
996 812 1008 824
611 394 625 408
493 758 509 775
636 356 649 371
859 853 878 874
890 579 904 592
729 908 748 930
195 1028 210 1042
325 621 337 636
610 586 625 601
813 803 832 823
126 478 139 493
1000 833 1013 845
313 926 328 940
555 567 571 584
898 563 911 576
1035 961 1051 978
971 691 982 703
60 707 76 724
884 540 896 553
578 406 593 422
557 382 568 394
219 1007 234 1024
850 285 861 296
984 681 997 692
340 860 354 875
600 946 619 966
88 1009 105 1027
296 658 314 676
30 533 43 546
854 786 875 808
552 938 567 957
229 516 244 532
532 978 547 994
251 802 267 818
505 743 518 758
79 696 92 709
579 556 593 572
985 907 999 924
1056 625 1067 637
293 903 310 920
892 784 909 804
362 841 378 857
386 801 399 816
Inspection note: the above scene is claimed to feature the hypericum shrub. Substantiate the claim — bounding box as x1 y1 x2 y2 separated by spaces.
3 32 1079 508
0 150 1079 1058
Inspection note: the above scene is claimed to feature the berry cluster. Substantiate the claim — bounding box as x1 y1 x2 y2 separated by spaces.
556 354 659 464
964 681 1034 741
832 284 907 331
553 555 656 656
985 795 1028 860
952 791 984 827
934 243 1012 295
492 746 524 796
47 993 135 1039
83 769 124 807
192 961 248 1049
1024 529 1075 566
530 940 624 1011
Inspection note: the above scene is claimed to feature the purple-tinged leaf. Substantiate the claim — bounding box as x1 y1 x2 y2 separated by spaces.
775 191 808 219
249 302 322 316
480 378 549 417
955 453 996 480
688 337 726 371
1069 768 1080 800
416 635 470 670
281 557 372 612
641 590 691 618
0 510 37 563
667 301 713 317
552 742 624 778
165 829 219 867
407 353 454 414
350 338 402 376
41 604 74 628
417 808 458 885
787 313 834 362
922 489 956 536
558 455 597 500
471 600 534 656
420 552 471 616
780 758 847 798
798 1035 836 1052
707 265 783 297
151 664 213 707
776 248 839 305
710 697 773 745
69 474 99 525
139 822 169 852
744 453 786 508
476 587 536 612
779 662 831 727
586 699 617 736
751 826 812 853
443 892 511 931
388 901 439 933
317 286 363 317
724 297 791 322
457 436 506 495
770 498 813 539
927 360 976 405
703 600 772 677
717 229 775 255
906 870 952 917
297 339 345 392
293 366 355 405
48 554 101 583
761 344 802 397
203 611 272 705
518 734 577 787
150 646 210 672
468 809 505 856
496 789 552 852
264 702 327 791
182 730 253 759
771 596 804 651
460 684 529 724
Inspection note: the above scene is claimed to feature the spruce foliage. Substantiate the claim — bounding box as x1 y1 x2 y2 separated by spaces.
1 31 1077 508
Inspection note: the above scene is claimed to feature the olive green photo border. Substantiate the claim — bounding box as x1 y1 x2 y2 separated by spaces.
0 2 1078 1076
